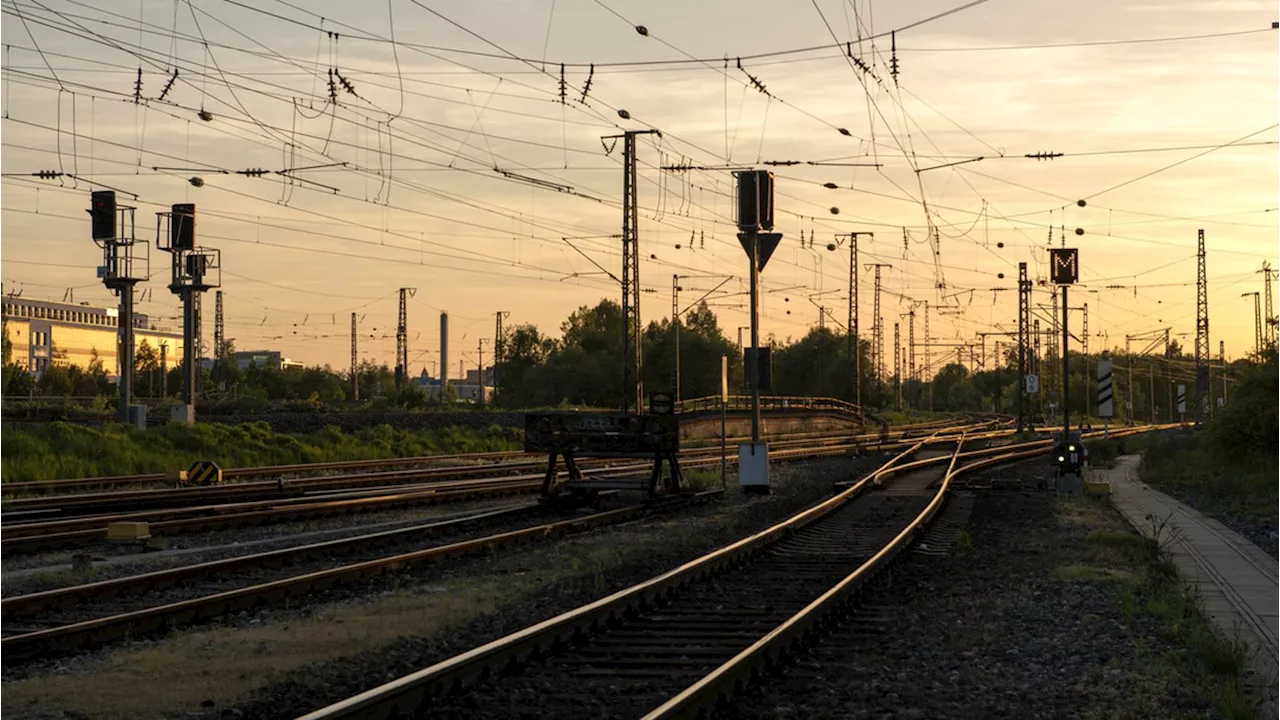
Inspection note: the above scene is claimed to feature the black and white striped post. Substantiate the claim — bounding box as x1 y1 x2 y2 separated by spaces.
1096 359 1113 438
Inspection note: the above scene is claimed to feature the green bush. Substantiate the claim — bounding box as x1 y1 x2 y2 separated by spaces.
1 421 522 482
1204 354 1278 461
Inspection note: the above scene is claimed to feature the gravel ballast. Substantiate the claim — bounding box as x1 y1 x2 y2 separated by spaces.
735 472 1248 719
1 455 878 720
3 456 1246 719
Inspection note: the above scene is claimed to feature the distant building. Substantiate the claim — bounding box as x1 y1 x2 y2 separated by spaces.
2 296 184 377
465 366 496 386
233 350 304 371
414 374 489 403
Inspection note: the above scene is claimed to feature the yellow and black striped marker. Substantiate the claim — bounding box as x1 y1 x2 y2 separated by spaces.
187 460 223 486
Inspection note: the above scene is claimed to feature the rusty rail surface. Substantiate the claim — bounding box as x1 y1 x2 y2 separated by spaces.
295 425 1162 720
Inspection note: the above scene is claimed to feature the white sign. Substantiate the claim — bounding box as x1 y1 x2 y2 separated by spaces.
1176 383 1187 414
1096 360 1113 418
1025 374 1040 394
720 354 728 402
1217 396 1224 407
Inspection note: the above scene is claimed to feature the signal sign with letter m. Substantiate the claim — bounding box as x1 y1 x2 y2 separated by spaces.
1049 248 1078 285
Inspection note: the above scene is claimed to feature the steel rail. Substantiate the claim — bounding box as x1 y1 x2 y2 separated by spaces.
0 479 543 554
1 413 971 498
1 503 546 618
641 442 1051 719
2 437 874 539
0 491 723 662
0 449 530 495
291 433 950 720
298 423 1164 720
1 420 1000 534
0 428 989 555
604 427 1172 719
1 424 954 515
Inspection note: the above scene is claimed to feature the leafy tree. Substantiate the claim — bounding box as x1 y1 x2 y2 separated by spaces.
495 323 556 407
35 363 74 396
642 301 740 403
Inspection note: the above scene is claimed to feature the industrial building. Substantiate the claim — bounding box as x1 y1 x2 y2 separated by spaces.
1 297 185 377
229 350 304 372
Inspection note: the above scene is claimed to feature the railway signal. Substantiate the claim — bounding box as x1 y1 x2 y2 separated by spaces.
735 169 783 493
1049 247 1082 494
88 190 147 428
157 203 221 424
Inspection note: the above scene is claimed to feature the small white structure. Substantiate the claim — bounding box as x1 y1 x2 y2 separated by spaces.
738 442 769 493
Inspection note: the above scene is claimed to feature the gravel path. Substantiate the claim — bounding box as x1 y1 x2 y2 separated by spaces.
734 472 1243 720
1141 484 1278 561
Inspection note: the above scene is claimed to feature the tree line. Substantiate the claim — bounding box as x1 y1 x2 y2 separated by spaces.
2 307 1267 417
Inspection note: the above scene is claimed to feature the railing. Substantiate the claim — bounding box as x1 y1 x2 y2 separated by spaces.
675 394 865 423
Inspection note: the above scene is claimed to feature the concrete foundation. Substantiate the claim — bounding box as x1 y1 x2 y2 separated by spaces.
169 404 195 425
1056 471 1083 496
738 442 770 493
126 404 147 431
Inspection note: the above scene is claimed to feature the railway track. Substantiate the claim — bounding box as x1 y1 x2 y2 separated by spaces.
0 425 988 556
0 491 723 662
0 423 999 660
1 422 1005 554
289 428 1130 720
1 417 975 501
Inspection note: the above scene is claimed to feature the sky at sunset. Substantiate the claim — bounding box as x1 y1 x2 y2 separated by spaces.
2 0 1277 380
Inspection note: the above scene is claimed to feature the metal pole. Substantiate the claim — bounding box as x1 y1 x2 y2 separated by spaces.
1081 302 1089 427
818 305 826 397
1148 362 1155 424
621 133 635 412
477 339 484 406
1033 318 1041 421
893 322 901 410
1256 292 1264 358
1194 229 1210 425
213 289 224 391
1017 262 1029 432
673 274 681 404
1126 337 1133 425
1062 285 1069 443
1221 340 1228 404
750 231 761 443
1165 329 1172 424
119 286 134 421
720 354 727 489
351 312 359 401
182 289 196 408
611 130 656 412
1261 262 1275 346
924 300 933 412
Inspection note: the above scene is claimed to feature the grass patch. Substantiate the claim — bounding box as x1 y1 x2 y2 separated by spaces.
1085 529 1149 552
1052 564 1135 583
682 468 729 491
1 421 522 483
1058 497 1258 718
